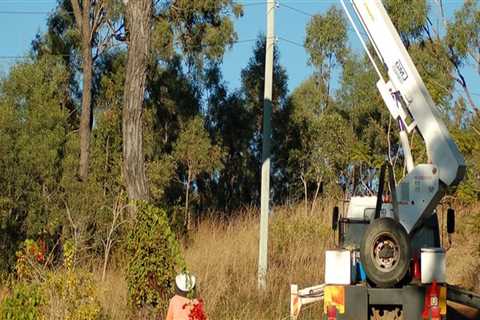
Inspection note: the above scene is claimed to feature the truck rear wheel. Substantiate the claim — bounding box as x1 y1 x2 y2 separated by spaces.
360 218 411 288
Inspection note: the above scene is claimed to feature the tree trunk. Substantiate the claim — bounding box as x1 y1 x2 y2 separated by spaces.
310 178 322 215
301 174 308 215
185 175 191 230
122 0 152 204
78 42 93 181
71 0 93 181
102 241 111 282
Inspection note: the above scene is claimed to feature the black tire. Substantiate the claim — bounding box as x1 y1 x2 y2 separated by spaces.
360 218 411 288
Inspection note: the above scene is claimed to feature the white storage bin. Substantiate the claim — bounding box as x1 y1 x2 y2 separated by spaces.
421 247 446 284
325 250 351 285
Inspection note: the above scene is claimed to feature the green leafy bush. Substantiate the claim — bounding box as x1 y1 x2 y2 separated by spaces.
41 240 103 320
0 283 44 320
126 202 184 311
42 270 102 320
3 239 105 320
15 239 47 281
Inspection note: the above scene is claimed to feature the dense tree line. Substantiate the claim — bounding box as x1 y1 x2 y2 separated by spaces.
0 0 479 312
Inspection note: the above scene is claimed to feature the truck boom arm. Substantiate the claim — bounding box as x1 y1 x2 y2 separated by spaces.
342 0 466 233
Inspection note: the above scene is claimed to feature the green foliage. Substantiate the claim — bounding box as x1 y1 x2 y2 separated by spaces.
164 0 243 67
384 0 428 42
147 156 177 203
173 116 224 226
0 2 478 314
58 52 126 262
446 0 480 64
290 75 329 120
5 240 104 320
174 117 224 185
408 40 453 108
450 121 480 204
305 7 347 73
287 76 355 202
0 56 70 272
205 85 255 209
126 202 184 310
43 270 103 320
15 240 46 281
232 35 289 203
241 36 288 116
0 283 44 320
338 54 389 160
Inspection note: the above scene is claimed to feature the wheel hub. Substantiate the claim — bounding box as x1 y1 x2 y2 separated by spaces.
372 234 400 271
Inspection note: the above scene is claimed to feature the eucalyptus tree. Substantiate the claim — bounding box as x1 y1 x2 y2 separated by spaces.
70 0 122 181
122 0 243 204
173 117 223 229
0 56 70 271
305 6 347 106
238 36 288 204
446 0 480 111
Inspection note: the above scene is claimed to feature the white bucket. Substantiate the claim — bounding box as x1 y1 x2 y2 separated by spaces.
421 247 446 284
325 250 351 285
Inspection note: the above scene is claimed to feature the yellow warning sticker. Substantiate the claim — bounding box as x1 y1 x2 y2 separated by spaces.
440 286 447 315
324 286 345 314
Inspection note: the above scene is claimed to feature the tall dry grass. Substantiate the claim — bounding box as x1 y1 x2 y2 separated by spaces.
95 268 130 319
444 203 480 292
21 200 478 319
183 201 336 320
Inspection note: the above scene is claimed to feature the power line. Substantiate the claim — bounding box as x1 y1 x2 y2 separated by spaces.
0 37 261 61
0 56 30 60
277 36 305 49
233 1 266 7
0 1 56 3
278 3 314 17
0 11 52 14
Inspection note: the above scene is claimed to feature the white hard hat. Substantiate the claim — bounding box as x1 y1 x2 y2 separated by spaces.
175 273 196 292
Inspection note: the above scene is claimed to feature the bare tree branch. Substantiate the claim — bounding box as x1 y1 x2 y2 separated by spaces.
90 1 105 42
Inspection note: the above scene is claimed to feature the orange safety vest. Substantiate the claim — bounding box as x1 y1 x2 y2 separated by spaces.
165 295 196 320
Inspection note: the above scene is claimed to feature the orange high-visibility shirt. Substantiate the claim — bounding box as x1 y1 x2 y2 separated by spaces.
166 295 195 320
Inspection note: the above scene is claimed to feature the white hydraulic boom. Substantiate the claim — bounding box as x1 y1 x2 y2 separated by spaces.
342 0 466 233
290 2 469 318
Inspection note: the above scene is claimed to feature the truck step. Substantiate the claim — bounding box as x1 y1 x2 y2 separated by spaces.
447 284 480 310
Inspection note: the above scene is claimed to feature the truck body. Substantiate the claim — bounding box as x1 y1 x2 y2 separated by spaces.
289 1 480 319
290 198 480 319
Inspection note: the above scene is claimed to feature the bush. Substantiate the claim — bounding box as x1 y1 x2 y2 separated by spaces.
15 239 47 281
14 239 105 320
46 239 102 320
126 202 184 312
42 270 102 320
0 282 44 320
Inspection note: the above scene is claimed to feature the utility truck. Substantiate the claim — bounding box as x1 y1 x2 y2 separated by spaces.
290 1 480 319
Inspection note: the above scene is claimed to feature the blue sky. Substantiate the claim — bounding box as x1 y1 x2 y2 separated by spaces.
0 0 478 106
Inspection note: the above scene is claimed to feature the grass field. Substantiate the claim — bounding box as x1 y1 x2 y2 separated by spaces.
2 200 479 319
92 200 480 319
181 202 480 319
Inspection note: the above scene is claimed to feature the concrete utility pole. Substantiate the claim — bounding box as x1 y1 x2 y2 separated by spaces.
258 0 275 290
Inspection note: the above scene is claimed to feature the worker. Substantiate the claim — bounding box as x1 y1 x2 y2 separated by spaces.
166 272 207 320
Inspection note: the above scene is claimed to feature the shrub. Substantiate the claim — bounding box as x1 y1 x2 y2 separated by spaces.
15 239 47 281
126 202 184 312
41 239 103 320
42 270 102 320
0 282 44 320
